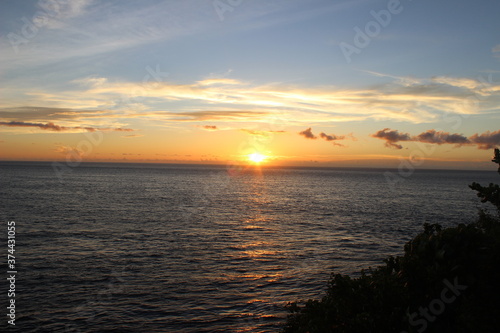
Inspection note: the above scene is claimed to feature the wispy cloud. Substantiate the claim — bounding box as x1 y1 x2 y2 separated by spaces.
3 72 500 132
240 129 285 136
0 106 137 134
0 1 218 74
0 106 109 121
36 0 95 29
0 121 133 133
372 128 500 150
50 73 500 123
157 111 270 122
197 78 242 86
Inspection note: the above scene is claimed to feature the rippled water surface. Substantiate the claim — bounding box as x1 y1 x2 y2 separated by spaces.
0 162 497 332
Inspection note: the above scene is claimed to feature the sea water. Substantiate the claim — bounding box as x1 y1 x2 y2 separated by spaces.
0 162 497 332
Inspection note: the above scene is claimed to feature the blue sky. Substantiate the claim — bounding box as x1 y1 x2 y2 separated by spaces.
1 0 499 168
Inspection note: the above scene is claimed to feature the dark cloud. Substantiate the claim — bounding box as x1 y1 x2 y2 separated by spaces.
371 128 411 149
299 128 347 146
416 130 470 146
299 127 317 139
469 130 500 150
202 125 218 130
372 128 500 150
0 121 133 132
319 132 345 141
0 121 68 131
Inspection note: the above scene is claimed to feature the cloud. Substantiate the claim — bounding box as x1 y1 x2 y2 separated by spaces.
299 127 316 139
319 132 345 141
73 77 108 87
0 121 133 132
299 128 347 146
469 130 500 150
1 1 222 74
3 71 500 133
33 0 94 30
319 132 346 146
162 111 270 122
122 134 144 138
112 127 134 132
0 121 68 131
416 129 470 145
41 72 498 125
201 125 218 130
372 128 500 150
371 128 411 149
197 78 242 86
240 129 285 136
0 107 106 120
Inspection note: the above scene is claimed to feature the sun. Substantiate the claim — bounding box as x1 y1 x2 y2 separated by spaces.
247 153 267 164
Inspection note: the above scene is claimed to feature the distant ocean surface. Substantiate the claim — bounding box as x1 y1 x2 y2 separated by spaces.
1 162 498 332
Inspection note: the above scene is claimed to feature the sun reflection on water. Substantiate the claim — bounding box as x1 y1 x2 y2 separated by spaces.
228 172 287 331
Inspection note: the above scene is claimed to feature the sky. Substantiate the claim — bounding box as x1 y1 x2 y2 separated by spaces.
1 0 499 169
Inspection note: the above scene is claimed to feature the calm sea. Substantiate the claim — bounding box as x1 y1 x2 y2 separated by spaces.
0 162 498 332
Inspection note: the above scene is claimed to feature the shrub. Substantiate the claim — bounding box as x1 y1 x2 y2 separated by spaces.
283 150 500 333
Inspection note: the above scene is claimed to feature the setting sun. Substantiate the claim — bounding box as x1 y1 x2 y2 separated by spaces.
247 153 267 164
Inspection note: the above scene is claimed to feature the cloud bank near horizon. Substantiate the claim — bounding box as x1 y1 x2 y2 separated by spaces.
372 128 500 150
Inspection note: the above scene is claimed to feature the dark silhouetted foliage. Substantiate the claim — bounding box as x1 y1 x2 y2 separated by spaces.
283 149 500 333
469 148 500 212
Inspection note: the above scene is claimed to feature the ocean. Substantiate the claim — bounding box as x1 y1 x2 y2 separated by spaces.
0 162 498 332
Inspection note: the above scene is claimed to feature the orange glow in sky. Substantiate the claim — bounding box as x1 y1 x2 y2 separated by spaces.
1 1 499 170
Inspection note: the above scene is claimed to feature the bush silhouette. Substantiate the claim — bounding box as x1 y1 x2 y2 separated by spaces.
469 148 500 212
283 150 500 333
